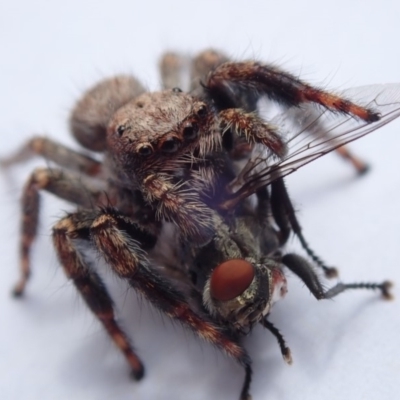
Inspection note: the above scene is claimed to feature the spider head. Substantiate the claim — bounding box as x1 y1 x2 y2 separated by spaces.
203 259 287 334
106 90 215 172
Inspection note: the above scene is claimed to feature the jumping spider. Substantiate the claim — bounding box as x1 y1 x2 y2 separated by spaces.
2 49 400 400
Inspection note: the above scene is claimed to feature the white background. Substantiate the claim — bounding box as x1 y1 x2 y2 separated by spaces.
1 1 399 400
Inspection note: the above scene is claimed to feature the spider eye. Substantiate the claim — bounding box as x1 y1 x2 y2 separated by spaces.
197 105 207 118
117 125 126 136
161 137 181 153
210 259 255 302
182 123 198 141
172 87 183 93
137 145 153 156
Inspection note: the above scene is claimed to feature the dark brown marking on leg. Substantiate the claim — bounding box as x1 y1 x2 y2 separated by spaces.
301 89 380 122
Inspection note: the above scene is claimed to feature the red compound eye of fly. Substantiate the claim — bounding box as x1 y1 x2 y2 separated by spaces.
210 259 255 302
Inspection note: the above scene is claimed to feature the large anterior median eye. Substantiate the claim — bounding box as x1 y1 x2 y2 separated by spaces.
161 137 181 153
182 122 199 141
210 259 255 302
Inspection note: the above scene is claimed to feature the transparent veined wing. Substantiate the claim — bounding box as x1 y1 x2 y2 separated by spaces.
223 83 400 208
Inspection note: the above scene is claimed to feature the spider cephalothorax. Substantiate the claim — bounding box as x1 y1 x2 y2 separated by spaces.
104 86 288 243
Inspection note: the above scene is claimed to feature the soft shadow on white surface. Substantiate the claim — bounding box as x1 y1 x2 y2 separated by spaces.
1 1 400 400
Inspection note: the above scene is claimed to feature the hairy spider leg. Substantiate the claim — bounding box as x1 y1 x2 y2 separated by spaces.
53 211 145 380
206 62 380 122
13 167 102 296
0 136 102 175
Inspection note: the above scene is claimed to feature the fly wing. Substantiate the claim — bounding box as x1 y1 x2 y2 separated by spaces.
230 83 400 202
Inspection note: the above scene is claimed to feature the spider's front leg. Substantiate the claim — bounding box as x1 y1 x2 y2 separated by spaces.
206 61 380 122
141 174 215 244
90 207 253 400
